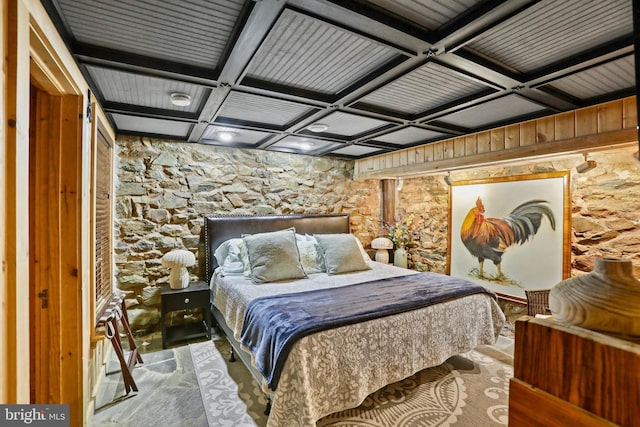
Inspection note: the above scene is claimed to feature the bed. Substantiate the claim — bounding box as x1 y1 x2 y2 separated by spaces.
203 213 505 427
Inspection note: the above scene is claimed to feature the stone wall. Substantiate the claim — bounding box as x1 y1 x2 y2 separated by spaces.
115 136 380 331
396 146 640 322
115 136 640 331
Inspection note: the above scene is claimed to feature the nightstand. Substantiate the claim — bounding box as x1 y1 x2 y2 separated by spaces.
160 281 212 349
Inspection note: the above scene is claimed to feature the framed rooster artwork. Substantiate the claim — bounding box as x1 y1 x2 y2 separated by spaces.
447 171 571 302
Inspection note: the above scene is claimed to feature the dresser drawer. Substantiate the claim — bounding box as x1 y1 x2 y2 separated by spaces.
162 289 209 312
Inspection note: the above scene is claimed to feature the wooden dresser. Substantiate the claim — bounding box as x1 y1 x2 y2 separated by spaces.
509 317 640 426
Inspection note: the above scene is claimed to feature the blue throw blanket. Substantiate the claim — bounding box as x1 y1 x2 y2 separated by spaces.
239 272 495 390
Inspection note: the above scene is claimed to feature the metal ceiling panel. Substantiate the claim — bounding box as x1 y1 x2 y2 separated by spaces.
56 0 244 68
542 55 635 100
371 126 448 145
434 95 547 128
43 0 636 159
244 9 400 95
365 0 486 31
305 112 392 136
268 135 343 154
467 0 632 73
216 91 317 126
330 144 385 157
86 66 209 113
112 114 192 137
357 62 492 115
201 125 273 145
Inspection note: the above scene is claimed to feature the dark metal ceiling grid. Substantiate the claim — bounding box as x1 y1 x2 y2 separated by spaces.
216 91 317 127
303 111 392 137
41 0 636 159
111 114 193 138
365 0 487 31
466 0 633 74
244 9 400 95
268 135 343 155
331 144 384 157
542 55 636 101
86 66 209 113
372 126 449 146
434 95 548 129
56 0 244 68
356 61 493 116
202 125 274 146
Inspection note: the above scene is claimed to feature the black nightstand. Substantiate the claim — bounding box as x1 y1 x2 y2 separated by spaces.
160 281 212 349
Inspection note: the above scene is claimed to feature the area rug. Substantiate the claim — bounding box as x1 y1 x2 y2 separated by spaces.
190 338 268 427
192 335 513 427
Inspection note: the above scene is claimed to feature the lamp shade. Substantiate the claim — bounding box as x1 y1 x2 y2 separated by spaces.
162 249 195 267
371 237 393 249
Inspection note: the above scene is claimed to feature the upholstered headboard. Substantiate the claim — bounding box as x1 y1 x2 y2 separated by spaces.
203 213 350 284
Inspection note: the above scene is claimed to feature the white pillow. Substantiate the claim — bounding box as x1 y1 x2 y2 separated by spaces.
214 238 245 276
296 234 324 274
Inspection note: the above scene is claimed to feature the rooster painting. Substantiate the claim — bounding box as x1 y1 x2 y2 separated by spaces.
460 197 556 280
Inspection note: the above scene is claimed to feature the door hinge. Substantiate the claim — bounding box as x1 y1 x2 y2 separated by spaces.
38 289 48 309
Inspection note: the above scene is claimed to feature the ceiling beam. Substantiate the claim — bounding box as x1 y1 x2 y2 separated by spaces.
188 0 287 142
73 43 218 85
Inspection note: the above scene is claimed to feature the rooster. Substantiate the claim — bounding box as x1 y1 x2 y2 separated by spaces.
460 197 556 279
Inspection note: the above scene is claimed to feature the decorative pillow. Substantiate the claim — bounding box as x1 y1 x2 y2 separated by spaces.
243 228 307 283
220 242 246 275
354 234 372 262
214 238 245 275
314 234 372 275
239 241 251 277
296 234 324 274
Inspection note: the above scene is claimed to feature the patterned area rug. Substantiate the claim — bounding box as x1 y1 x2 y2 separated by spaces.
192 335 513 427
190 338 268 427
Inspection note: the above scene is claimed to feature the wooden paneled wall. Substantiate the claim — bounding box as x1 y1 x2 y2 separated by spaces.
355 97 638 180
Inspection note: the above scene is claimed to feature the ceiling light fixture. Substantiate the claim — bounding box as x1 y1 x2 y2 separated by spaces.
170 92 192 107
299 140 315 150
306 123 329 133
216 131 237 142
396 177 403 191
576 153 597 173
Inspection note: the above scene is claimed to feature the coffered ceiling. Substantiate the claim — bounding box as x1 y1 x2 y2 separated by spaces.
42 0 636 159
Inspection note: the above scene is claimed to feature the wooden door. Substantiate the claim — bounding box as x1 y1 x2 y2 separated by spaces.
29 85 83 423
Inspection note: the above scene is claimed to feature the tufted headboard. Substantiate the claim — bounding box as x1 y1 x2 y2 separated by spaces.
203 213 350 284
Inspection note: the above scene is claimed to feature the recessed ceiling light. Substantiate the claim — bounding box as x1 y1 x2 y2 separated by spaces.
299 140 315 150
306 123 329 133
216 131 237 142
170 92 191 107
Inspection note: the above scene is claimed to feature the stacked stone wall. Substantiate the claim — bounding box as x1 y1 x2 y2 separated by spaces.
396 147 640 322
115 136 379 330
115 136 640 330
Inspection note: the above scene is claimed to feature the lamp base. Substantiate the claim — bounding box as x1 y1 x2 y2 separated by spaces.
169 267 190 289
374 249 389 264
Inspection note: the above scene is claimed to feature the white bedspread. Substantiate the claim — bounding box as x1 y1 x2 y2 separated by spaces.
211 262 505 427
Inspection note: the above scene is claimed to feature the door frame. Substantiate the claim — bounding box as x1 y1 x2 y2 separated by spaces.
4 1 93 425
